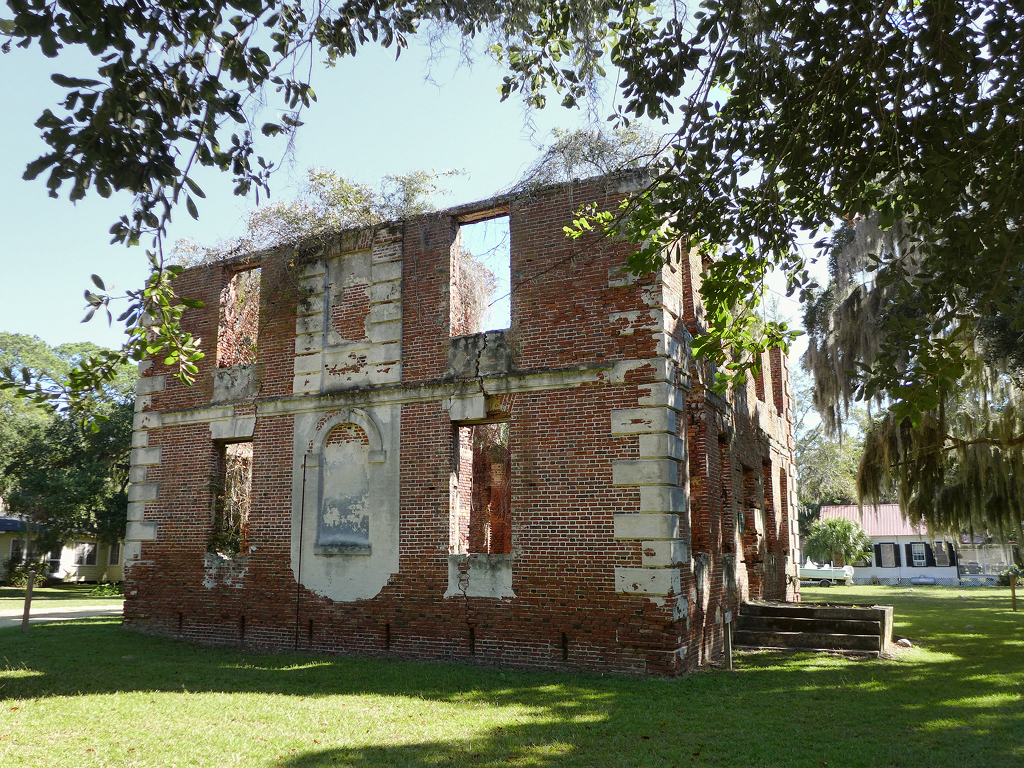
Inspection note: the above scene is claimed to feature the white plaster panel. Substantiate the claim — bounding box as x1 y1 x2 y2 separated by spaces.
641 540 690 567
126 502 146 522
368 320 402 344
368 302 402 324
130 431 149 448
136 375 166 394
610 407 676 435
443 394 486 422
129 467 147 483
615 567 682 596
295 294 326 317
368 365 402 385
328 250 372 286
638 434 686 461
131 447 162 466
291 403 401 602
300 259 326 278
369 280 401 304
128 483 159 503
639 486 689 515
444 554 515 598
126 521 158 541
323 345 371 366
293 352 323 376
132 412 162 431
368 342 401 365
323 367 371 390
298 273 325 292
613 513 680 540
295 333 325 355
296 313 325 336
209 416 256 441
293 372 323 394
612 459 679 486
371 260 402 284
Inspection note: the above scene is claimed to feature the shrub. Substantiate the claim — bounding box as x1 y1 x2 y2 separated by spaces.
996 566 1023 587
89 581 125 597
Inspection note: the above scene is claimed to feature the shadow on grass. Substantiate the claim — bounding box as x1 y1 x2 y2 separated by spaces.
1 590 1022 768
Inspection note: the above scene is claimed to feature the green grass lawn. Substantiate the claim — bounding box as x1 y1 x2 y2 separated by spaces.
0 584 123 611
0 586 1021 767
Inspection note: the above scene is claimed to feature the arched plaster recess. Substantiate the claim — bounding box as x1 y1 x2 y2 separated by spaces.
291 406 400 602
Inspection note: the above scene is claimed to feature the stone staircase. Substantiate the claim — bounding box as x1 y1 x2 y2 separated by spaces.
734 602 894 657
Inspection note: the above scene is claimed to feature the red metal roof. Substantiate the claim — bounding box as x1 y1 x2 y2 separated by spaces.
818 504 930 537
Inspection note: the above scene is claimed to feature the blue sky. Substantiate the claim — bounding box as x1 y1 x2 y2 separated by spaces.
0 33 804 357
0 37 607 348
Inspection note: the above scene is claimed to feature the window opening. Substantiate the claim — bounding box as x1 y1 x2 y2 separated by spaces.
10 539 39 565
880 542 895 568
451 421 512 554
108 542 121 566
210 441 253 557
754 365 766 402
217 266 261 367
911 542 927 567
450 214 510 336
74 542 98 567
933 541 949 566
46 549 61 573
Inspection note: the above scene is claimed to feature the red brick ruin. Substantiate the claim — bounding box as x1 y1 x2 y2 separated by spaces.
123 173 797 675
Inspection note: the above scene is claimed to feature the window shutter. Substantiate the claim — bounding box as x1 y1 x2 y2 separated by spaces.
948 542 958 567
894 545 902 567
905 544 914 566
925 543 936 567
874 544 883 567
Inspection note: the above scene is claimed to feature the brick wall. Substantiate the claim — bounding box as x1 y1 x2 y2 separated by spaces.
123 172 797 675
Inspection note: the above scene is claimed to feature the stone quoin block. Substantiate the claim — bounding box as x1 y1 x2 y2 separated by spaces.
610 407 677 435
135 375 166 394
614 513 681 541
612 458 679 486
615 567 682 596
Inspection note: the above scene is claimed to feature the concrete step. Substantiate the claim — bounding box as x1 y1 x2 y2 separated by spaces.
739 615 880 635
742 601 885 622
733 629 881 653
737 601 894 655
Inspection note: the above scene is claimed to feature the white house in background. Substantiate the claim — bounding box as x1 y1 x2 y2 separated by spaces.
2 516 124 583
818 504 960 586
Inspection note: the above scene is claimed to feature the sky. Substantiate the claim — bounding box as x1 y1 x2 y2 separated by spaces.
0 30 806 361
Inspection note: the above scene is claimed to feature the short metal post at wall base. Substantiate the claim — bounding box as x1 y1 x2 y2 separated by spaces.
21 570 36 633
723 610 733 670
